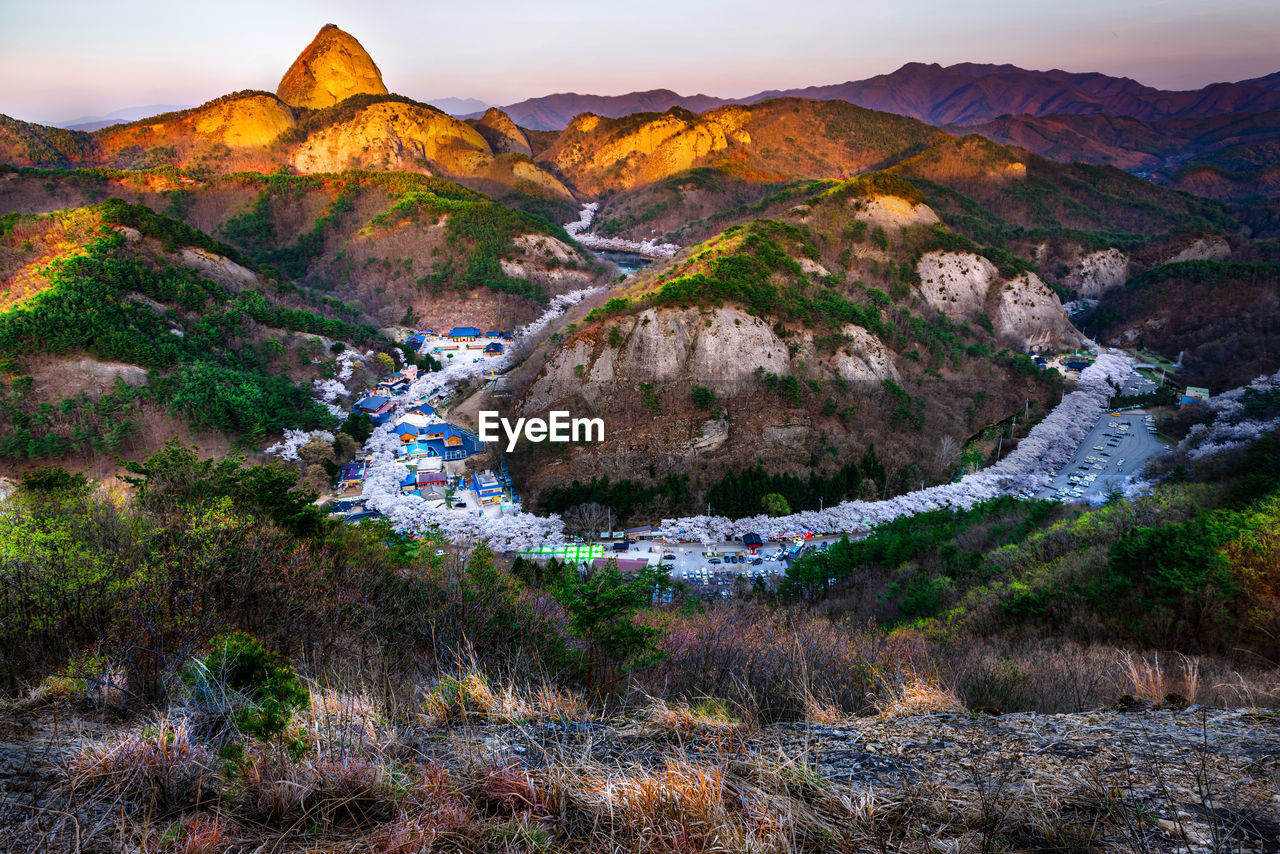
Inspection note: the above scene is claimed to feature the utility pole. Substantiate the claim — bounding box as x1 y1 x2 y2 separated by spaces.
996 435 1003 460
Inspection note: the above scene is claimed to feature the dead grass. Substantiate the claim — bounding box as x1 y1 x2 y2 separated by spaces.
64 718 220 810
876 676 967 718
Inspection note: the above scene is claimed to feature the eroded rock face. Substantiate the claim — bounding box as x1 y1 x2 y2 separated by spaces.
916 251 1082 351
277 24 388 109
523 307 900 415
1164 235 1231 265
1064 248 1129 298
179 248 259 289
544 111 731 193
828 325 900 384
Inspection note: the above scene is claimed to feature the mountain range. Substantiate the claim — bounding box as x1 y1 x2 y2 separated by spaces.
464 62 1280 131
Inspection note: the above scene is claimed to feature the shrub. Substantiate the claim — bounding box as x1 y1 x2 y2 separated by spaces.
185 631 309 741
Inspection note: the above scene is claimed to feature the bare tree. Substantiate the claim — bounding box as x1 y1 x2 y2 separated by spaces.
560 502 612 538
934 434 962 479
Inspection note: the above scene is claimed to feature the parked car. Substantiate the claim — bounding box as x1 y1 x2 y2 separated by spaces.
708 558 722 565
663 553 676 561
751 558 763 566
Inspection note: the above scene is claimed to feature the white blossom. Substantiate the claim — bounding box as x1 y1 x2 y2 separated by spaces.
1179 368 1280 461
563 203 680 259
265 429 335 462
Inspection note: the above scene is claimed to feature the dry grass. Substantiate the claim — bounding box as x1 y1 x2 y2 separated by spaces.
418 668 591 727
1119 650 1201 704
876 677 967 718
64 718 219 810
173 816 231 854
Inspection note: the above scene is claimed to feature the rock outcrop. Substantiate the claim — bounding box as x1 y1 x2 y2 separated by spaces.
1064 248 1129 298
290 101 489 174
470 108 532 157
1163 234 1231 265
96 92 296 152
277 24 388 110
524 306 901 412
917 251 1082 352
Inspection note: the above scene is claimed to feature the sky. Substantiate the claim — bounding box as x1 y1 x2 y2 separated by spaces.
1 0 1278 123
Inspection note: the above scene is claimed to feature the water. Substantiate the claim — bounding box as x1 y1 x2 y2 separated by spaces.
593 249 652 277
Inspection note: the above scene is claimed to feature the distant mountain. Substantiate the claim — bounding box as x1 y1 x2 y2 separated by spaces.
487 63 1280 131
473 88 728 131
51 104 193 131
745 62 1280 126
428 96 490 117
955 110 1280 201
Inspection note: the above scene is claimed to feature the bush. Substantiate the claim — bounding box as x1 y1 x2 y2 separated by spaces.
185 631 309 740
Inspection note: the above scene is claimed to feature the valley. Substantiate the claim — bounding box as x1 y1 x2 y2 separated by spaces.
1 16 1279 854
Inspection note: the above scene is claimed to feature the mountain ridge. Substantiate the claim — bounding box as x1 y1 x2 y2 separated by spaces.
472 62 1280 131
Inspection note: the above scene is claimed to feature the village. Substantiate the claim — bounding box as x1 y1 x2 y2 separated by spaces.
327 325 515 524
315 314 1207 601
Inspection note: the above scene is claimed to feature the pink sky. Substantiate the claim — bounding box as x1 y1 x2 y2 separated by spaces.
1 0 1277 123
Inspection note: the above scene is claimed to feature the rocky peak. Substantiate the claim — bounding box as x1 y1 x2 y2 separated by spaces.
470 107 532 157
276 24 388 110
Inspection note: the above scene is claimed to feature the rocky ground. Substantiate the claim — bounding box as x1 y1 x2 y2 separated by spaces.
2 694 1277 853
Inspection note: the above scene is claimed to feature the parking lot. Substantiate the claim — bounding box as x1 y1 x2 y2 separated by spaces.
1036 409 1165 502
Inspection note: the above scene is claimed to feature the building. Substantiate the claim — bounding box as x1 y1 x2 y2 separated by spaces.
484 342 504 356
1064 360 1091 372
400 469 450 496
742 532 764 554
406 333 427 350
399 441 437 463
421 423 485 461
354 395 396 424
447 326 481 341
336 462 366 490
624 524 657 541
486 330 504 339
473 470 503 504
590 557 651 574
1181 386 1210 407
378 373 410 395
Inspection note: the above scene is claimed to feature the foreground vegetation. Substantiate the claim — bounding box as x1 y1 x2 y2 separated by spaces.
1 416 1277 850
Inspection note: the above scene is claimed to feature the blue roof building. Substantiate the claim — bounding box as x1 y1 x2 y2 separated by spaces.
421 423 485 461
354 395 396 424
474 471 503 503
484 342 504 355
448 326 482 340
486 330 503 338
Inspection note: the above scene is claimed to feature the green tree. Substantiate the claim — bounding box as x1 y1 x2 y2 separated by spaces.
761 492 792 517
554 560 666 694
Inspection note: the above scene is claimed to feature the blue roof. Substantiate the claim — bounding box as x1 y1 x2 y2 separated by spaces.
355 394 390 410
448 326 482 337
407 403 434 416
486 330 503 337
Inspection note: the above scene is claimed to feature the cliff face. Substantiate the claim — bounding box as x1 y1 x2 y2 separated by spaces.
916 251 1082 352
276 24 388 109
469 108 533 157
1063 248 1130 298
